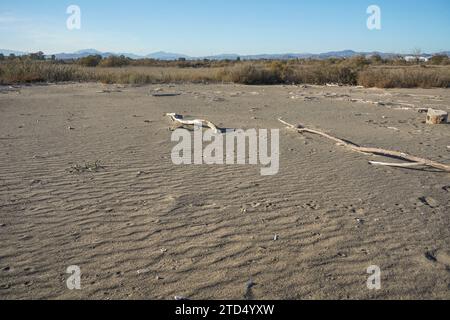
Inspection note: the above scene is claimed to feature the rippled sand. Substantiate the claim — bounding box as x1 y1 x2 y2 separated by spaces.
0 83 449 299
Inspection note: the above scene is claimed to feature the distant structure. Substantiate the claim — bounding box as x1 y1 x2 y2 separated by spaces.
404 55 430 62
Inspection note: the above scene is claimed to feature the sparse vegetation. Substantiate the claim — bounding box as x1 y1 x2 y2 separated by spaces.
358 66 450 88
69 161 105 174
1 54 449 88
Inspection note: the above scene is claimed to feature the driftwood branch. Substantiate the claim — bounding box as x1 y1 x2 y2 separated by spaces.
278 118 450 173
368 161 424 168
165 113 221 133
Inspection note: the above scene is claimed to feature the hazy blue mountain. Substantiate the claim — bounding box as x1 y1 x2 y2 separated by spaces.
53 49 143 60
202 53 240 60
317 50 357 58
146 51 191 60
436 51 450 56
74 49 103 55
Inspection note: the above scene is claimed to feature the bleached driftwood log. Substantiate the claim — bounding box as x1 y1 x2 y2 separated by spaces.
426 109 448 125
278 118 450 173
165 113 221 133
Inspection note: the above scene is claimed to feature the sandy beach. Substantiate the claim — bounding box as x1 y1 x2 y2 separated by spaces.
0 83 449 299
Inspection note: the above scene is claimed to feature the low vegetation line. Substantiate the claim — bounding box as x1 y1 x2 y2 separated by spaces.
1 54 449 88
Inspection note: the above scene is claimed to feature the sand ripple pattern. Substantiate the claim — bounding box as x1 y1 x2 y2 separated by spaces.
1 83 449 299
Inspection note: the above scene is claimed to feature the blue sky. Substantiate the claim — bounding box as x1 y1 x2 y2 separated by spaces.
1 0 449 55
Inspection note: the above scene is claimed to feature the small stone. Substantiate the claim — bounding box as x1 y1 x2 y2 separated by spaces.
30 179 41 186
420 197 440 208
273 234 279 241
137 268 150 274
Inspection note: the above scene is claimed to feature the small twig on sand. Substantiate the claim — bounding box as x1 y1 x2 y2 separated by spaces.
278 118 450 173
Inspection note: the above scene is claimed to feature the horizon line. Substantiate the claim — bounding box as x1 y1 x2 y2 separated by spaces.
2 48 449 57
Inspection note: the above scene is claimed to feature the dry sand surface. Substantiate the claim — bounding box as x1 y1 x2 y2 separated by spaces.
0 83 449 300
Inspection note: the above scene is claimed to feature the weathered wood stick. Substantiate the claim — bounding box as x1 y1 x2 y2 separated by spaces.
368 161 424 168
165 113 221 133
278 118 450 173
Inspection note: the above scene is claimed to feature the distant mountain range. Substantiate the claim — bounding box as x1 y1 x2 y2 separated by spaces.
1 48 449 60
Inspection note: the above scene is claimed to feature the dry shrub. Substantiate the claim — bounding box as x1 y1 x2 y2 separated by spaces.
99 56 131 67
226 63 283 84
289 65 357 85
358 67 450 88
77 55 102 67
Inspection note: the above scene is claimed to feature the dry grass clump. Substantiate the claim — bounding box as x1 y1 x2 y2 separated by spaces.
357 66 450 88
93 67 224 84
0 59 93 84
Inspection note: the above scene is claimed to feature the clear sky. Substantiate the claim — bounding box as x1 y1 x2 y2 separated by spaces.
1 0 449 55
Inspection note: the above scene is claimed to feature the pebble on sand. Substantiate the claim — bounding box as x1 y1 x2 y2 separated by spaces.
420 197 440 208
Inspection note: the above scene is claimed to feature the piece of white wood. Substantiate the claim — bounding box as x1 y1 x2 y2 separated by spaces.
278 118 450 173
165 113 221 133
426 109 448 124
369 161 424 168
